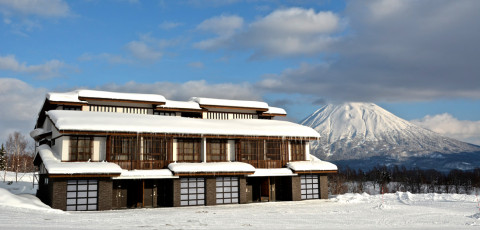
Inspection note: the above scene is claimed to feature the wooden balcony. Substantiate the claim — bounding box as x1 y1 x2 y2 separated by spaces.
112 160 172 170
241 160 286 169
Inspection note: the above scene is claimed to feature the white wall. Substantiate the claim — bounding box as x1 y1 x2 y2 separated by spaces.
172 139 177 161
93 137 106 161
227 140 235 161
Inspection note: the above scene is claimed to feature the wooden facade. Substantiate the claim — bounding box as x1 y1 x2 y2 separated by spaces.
33 90 337 211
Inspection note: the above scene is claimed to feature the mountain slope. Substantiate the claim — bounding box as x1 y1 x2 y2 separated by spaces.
301 103 480 170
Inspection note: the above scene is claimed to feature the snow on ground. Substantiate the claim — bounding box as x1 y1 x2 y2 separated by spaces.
1 172 480 229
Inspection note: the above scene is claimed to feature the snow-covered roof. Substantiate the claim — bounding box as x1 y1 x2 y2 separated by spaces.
47 90 167 104
77 90 166 103
47 110 320 139
114 169 178 179
157 100 202 110
191 97 269 110
36 145 122 175
47 91 86 103
29 128 51 141
168 162 255 174
248 168 297 177
287 161 338 172
264 106 287 115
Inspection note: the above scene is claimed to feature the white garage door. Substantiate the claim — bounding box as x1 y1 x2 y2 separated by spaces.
180 177 205 206
66 179 98 211
300 175 319 200
216 177 239 204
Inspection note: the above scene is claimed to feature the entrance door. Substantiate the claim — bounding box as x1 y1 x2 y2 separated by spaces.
143 180 157 208
300 174 319 200
260 177 269 202
112 180 127 209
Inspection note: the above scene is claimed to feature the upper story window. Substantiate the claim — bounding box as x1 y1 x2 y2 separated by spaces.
63 106 82 111
154 111 176 116
181 112 202 118
206 139 227 162
265 140 285 161
143 136 171 161
109 136 138 161
177 138 201 162
236 140 264 161
70 136 93 161
290 141 306 161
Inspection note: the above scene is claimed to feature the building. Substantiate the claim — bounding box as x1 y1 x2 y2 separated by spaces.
31 90 337 211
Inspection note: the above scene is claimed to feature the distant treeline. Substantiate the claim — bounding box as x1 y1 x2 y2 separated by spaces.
329 165 480 195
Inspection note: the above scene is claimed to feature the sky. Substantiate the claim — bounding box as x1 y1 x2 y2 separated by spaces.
0 0 480 145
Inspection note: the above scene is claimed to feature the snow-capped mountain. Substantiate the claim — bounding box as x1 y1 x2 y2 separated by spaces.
301 103 480 171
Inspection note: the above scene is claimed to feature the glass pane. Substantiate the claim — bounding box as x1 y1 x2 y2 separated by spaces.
77 192 87 197
77 198 87 205
67 199 76 205
66 206 76 211
88 205 97 210
216 199 223 204
88 198 97 204
78 185 88 190
67 185 77 191
181 195 188 200
198 194 204 199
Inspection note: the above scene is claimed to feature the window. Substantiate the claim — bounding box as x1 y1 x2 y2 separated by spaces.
300 174 319 200
291 141 306 161
143 137 170 161
154 111 176 116
180 177 205 206
216 177 239 204
70 136 93 161
66 179 98 211
207 139 227 162
110 136 138 161
177 138 201 162
63 105 81 111
237 140 264 161
265 140 283 160
181 112 202 118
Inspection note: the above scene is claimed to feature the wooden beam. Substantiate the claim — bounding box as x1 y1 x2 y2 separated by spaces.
200 105 269 112
174 172 254 176
293 170 338 174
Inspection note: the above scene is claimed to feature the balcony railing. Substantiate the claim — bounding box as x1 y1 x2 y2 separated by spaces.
241 160 286 169
112 160 172 170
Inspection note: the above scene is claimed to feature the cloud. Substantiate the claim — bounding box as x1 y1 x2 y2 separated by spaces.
78 53 133 65
124 34 181 61
255 1 480 102
188 62 204 68
0 78 46 144
411 113 480 146
0 54 69 79
0 0 71 18
99 80 260 101
159 21 183 30
0 0 71 34
194 8 342 57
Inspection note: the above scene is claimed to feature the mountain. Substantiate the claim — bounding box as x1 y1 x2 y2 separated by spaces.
301 102 480 171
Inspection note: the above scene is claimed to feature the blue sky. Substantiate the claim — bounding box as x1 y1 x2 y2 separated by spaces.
1 0 480 145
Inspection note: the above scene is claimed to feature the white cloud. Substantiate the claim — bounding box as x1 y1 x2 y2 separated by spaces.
196 14 243 35
254 1 480 102
0 0 71 18
124 34 181 61
159 21 182 30
0 78 46 144
0 55 68 79
194 8 341 57
411 113 480 146
125 41 163 60
188 62 204 68
78 53 133 65
99 80 260 101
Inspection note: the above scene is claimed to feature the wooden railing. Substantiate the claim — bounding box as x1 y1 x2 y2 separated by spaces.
241 160 286 168
112 160 172 170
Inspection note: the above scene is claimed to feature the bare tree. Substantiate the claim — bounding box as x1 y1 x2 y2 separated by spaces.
5 131 31 182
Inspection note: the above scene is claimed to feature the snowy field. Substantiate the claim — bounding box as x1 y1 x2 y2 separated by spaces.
1 172 480 229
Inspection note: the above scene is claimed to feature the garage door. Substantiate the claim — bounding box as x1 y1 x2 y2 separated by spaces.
66 179 98 211
300 175 319 200
216 177 239 204
180 177 205 206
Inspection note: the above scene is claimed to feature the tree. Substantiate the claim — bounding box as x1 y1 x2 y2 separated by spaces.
0 144 6 170
5 131 32 182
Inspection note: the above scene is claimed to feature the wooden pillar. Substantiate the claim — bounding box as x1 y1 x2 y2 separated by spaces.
319 175 328 199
